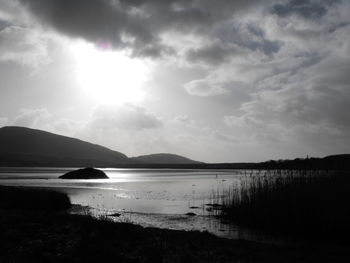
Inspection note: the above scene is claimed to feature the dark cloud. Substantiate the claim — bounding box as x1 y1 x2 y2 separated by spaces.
18 0 278 59
185 22 282 65
273 0 329 19
215 21 283 59
19 0 151 54
244 24 282 55
0 20 10 31
18 0 214 57
186 42 241 65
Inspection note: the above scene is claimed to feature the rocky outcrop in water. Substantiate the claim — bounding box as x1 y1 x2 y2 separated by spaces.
59 168 109 179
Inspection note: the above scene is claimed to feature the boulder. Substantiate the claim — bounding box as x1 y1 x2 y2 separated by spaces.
59 167 109 179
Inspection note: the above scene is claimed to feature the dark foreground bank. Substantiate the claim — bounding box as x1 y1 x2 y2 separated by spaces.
2 210 350 263
0 186 349 263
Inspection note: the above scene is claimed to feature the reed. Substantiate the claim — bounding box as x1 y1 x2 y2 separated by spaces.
219 170 350 240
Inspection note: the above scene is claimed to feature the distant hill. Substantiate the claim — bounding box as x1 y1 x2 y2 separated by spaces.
0 126 349 170
0 126 201 167
131 153 201 165
0 126 130 167
255 154 350 170
195 154 350 170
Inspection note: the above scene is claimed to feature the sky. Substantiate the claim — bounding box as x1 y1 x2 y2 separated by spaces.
0 0 349 162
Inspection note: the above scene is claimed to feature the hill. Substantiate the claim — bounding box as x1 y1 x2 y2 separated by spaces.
0 126 348 169
256 154 350 170
0 127 201 167
0 126 130 167
131 153 201 165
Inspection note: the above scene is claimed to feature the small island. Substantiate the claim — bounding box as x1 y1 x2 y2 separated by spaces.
59 168 109 179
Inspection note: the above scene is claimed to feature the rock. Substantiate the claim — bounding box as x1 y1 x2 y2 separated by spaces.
59 168 109 179
185 212 197 216
108 213 121 217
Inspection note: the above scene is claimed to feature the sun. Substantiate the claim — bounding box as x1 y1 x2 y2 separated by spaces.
72 42 148 104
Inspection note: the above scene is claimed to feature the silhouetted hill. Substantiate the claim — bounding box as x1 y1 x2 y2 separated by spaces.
0 127 201 167
143 154 350 170
0 126 130 167
131 153 201 165
0 126 349 170
255 154 350 170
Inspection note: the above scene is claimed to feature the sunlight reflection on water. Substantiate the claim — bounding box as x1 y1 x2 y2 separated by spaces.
0 167 279 242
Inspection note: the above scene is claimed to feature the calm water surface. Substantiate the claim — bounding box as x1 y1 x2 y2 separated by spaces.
0 167 276 242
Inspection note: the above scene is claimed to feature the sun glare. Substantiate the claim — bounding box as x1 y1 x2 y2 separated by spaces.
72 42 148 104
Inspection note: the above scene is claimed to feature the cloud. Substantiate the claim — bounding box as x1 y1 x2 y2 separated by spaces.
184 79 229 96
17 0 280 59
0 24 51 68
173 115 190 124
18 0 210 58
186 41 242 65
215 0 350 158
0 117 8 127
1 0 349 162
0 0 28 22
89 104 163 131
6 108 79 136
223 55 350 153
211 131 238 143
12 108 52 127
272 0 329 19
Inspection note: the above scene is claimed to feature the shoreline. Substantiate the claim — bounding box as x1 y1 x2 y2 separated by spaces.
1 175 349 246
1 185 349 262
0 184 289 244
1 208 349 263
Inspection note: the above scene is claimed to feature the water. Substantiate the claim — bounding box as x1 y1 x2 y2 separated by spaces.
0 167 273 242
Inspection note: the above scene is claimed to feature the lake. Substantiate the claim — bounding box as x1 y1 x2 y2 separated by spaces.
0 167 275 242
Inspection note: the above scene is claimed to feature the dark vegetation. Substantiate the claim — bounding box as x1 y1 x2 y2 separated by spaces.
220 170 350 242
255 155 350 170
59 167 109 179
0 185 71 211
1 186 349 263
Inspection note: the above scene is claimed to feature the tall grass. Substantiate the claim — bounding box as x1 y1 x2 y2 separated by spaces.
220 170 350 240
